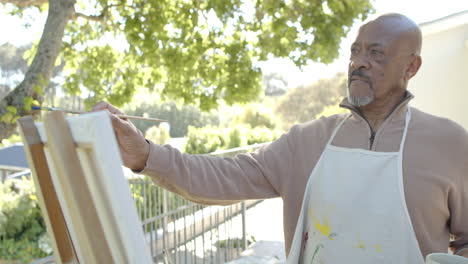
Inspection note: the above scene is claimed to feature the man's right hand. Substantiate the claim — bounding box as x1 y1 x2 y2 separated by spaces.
91 102 150 172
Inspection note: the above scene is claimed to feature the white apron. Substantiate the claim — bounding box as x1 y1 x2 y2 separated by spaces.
287 109 425 264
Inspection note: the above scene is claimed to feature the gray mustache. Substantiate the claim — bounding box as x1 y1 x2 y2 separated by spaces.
349 70 370 82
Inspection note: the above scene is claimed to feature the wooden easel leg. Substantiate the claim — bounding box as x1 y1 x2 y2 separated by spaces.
18 116 79 264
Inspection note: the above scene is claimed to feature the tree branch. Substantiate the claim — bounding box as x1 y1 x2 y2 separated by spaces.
0 0 47 8
73 12 104 22
0 0 75 141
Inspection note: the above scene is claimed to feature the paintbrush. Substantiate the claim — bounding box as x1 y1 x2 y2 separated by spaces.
31 106 168 122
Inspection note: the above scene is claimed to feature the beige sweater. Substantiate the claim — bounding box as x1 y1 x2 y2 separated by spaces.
140 94 468 258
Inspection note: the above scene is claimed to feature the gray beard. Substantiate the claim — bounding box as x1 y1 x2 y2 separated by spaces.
347 89 374 107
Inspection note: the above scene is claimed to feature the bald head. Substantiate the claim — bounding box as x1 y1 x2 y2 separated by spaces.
362 13 422 55
347 13 423 108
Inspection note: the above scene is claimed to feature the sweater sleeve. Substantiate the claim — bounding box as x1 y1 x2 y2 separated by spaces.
448 126 468 257
138 126 298 205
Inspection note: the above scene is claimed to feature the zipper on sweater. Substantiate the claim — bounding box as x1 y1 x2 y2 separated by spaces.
340 93 412 151
341 105 377 150
361 116 376 150
369 131 376 150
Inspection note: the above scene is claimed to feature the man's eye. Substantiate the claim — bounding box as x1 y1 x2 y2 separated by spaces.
351 48 359 54
370 50 384 60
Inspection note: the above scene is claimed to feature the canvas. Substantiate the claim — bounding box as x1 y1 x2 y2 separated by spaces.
18 111 153 264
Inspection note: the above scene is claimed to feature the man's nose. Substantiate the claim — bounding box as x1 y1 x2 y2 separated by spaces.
349 54 370 70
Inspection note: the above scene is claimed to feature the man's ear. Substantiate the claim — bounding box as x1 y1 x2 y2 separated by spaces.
405 55 422 81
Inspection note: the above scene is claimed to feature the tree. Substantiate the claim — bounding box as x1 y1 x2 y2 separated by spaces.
0 0 373 141
275 72 347 129
0 42 66 106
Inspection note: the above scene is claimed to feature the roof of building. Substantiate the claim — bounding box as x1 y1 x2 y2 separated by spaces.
419 10 468 36
0 144 28 170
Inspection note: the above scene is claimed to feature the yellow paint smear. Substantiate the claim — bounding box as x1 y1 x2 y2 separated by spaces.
375 244 382 253
314 219 333 239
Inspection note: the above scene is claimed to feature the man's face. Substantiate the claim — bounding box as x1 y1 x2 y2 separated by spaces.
347 20 411 107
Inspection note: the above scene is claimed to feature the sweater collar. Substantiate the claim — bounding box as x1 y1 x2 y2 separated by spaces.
339 91 414 123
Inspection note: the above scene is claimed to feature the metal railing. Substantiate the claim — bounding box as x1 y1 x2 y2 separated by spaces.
4 169 31 181
130 142 268 264
11 143 268 264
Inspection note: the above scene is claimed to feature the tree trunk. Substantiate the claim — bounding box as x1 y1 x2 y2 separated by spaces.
0 0 75 141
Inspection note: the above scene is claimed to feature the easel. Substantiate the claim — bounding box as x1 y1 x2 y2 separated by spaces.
18 111 153 264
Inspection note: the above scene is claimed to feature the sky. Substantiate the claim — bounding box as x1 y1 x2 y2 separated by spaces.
0 0 467 88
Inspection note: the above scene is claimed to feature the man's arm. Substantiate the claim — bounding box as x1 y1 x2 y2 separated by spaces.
139 140 289 205
92 101 297 205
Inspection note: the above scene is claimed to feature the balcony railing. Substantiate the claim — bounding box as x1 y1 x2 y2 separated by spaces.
25 142 269 264
130 142 269 264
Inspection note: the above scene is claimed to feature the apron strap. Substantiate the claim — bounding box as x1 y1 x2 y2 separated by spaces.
398 107 412 153
326 114 351 146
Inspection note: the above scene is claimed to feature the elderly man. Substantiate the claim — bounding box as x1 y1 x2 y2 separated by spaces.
92 13 468 263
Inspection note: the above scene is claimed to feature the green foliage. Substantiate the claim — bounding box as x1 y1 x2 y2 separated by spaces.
216 235 256 249
1 106 20 125
145 123 170 145
129 178 160 230
0 134 22 148
6 106 17 115
22 40 39 67
275 72 347 129
54 0 373 110
246 126 281 146
184 126 228 154
123 101 220 138
236 104 278 129
227 124 249 149
183 124 281 154
129 177 195 230
32 84 43 96
23 97 33 111
0 179 50 263
182 100 284 154
64 45 143 108
0 235 50 263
